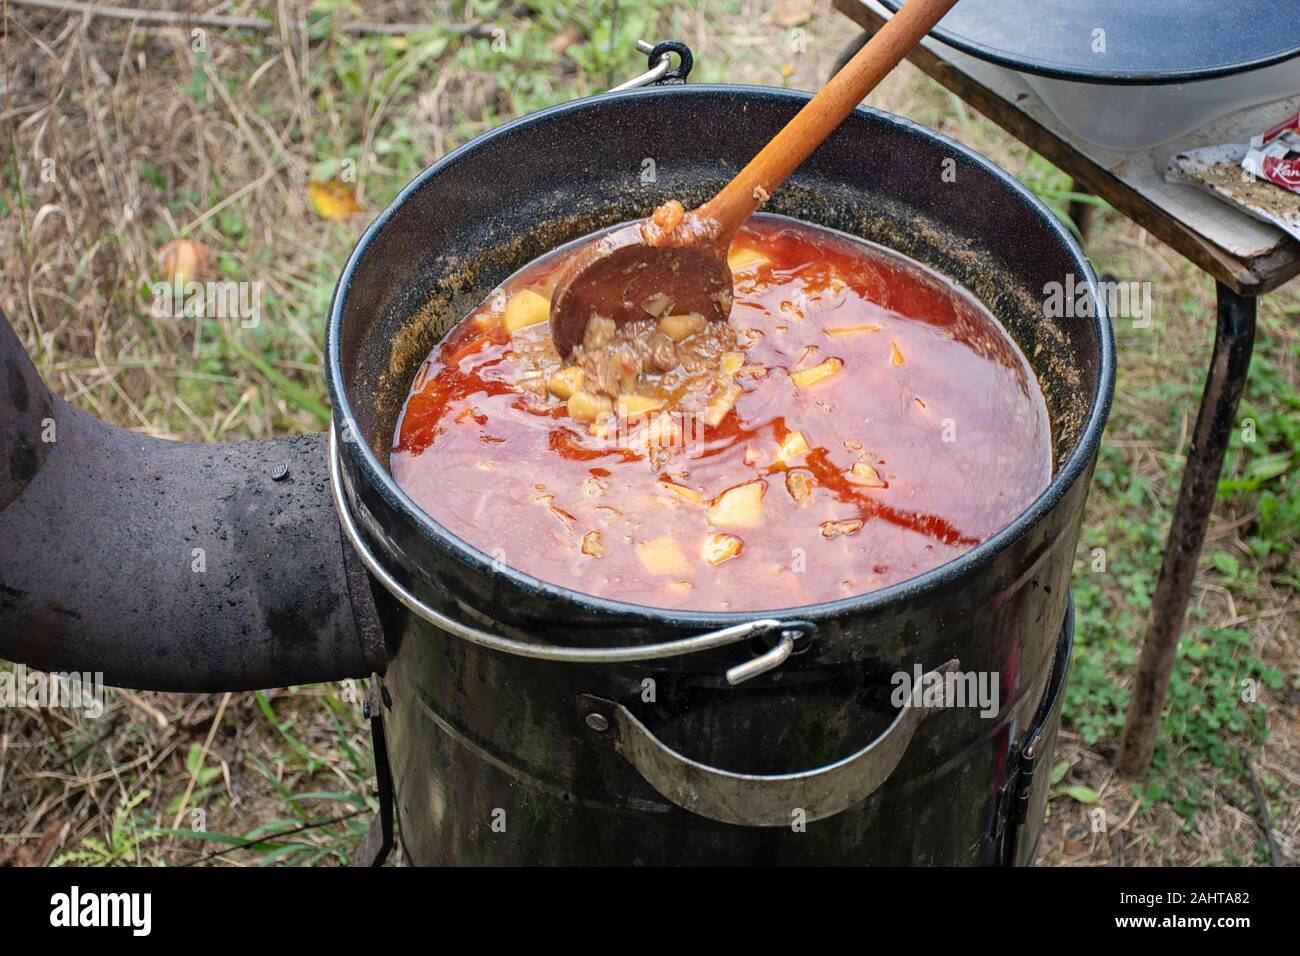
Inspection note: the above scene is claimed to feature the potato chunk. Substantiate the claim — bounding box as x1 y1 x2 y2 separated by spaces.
790 357 843 388
659 479 703 504
548 366 585 400
708 479 766 528
659 312 706 342
641 292 673 318
776 430 810 464
785 469 813 503
727 247 769 274
701 532 743 565
617 393 665 418
849 461 886 488
648 412 682 446
581 530 606 557
503 289 550 333
825 324 882 338
567 390 613 422
702 379 742 427
630 412 682 451
636 536 694 576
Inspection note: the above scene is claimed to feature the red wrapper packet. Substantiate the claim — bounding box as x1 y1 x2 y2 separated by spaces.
1242 111 1300 193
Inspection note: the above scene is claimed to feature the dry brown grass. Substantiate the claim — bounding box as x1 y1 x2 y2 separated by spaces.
0 0 1294 866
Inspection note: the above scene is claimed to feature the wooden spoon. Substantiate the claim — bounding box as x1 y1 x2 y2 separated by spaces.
550 0 959 358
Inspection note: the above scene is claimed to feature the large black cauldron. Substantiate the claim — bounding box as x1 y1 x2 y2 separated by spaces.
327 84 1114 865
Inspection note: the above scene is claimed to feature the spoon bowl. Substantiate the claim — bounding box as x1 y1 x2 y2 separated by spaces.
549 221 733 358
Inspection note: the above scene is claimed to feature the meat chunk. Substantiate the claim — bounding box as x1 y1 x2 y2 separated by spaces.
578 349 621 398
582 316 616 352
634 329 680 374
578 346 640 399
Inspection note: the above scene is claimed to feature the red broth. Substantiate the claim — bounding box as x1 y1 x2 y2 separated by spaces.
392 214 1051 611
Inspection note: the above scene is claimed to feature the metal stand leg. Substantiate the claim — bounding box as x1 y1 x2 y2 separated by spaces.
1067 178 1095 244
351 682 396 866
1117 283 1257 777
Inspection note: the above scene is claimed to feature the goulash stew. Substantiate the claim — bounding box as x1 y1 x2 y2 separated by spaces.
392 215 1051 611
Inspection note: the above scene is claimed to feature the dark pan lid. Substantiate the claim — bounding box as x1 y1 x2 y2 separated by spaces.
875 0 1300 84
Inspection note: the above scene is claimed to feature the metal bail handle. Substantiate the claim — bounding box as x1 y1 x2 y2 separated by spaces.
328 421 815 681
580 660 960 827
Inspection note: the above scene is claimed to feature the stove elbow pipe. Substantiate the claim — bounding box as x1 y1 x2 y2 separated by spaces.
0 311 385 692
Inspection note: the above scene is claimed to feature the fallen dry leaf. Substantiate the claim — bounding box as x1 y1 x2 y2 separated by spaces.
771 0 816 28
157 238 212 286
551 25 583 54
307 179 363 220
0 818 64 868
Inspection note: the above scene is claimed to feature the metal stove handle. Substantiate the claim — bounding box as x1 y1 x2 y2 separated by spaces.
580 660 960 827
328 422 813 683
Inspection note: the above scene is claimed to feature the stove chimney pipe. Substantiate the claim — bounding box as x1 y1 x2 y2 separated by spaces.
0 311 384 692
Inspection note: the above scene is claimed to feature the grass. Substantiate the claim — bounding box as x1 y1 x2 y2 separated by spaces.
0 0 1295 867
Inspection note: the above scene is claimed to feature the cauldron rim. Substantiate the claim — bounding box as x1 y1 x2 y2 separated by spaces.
327 84 1115 628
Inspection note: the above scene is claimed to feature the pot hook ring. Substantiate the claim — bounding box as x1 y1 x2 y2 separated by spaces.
607 40 694 92
647 41 692 84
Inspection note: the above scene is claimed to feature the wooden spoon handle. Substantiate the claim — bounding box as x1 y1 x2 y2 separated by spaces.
696 0 959 239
